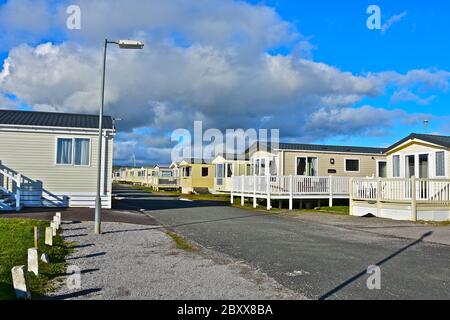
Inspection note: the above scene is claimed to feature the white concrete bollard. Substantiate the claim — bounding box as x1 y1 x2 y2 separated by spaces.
27 248 39 276
11 266 31 300
53 216 60 230
40 253 50 264
56 212 61 220
50 222 57 236
45 227 53 246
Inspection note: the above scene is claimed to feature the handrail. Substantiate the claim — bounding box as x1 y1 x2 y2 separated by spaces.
0 168 21 210
0 168 20 184
352 177 450 204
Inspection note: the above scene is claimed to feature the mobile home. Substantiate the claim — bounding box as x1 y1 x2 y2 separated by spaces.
232 141 386 210
179 159 215 194
351 134 450 221
0 109 114 210
212 154 250 193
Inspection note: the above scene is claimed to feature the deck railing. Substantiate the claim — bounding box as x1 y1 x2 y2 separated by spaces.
352 177 450 204
0 168 22 211
232 175 350 196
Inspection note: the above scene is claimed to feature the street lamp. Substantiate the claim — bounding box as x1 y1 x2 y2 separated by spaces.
95 39 144 235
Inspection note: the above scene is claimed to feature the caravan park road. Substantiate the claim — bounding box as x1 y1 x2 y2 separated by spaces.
111 185 450 300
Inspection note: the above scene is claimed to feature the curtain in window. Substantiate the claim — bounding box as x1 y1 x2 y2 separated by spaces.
436 152 445 177
297 158 306 176
227 164 233 178
75 139 90 165
57 138 73 164
393 156 400 177
309 158 318 176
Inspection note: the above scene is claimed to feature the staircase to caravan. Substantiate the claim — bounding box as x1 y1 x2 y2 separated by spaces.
0 165 23 211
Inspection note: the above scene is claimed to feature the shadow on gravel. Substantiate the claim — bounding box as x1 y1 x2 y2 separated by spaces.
50 288 102 300
69 243 95 249
319 231 433 300
64 233 88 239
67 252 107 260
57 268 100 277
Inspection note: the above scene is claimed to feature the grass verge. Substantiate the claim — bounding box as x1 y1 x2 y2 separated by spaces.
165 230 196 251
313 206 350 215
0 219 71 300
128 184 231 202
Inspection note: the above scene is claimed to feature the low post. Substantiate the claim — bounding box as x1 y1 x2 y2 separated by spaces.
50 222 57 236
53 216 60 230
45 227 53 246
289 175 293 210
11 266 31 300
230 178 234 205
411 176 417 222
253 175 257 208
34 226 39 249
27 248 39 276
266 175 271 210
328 175 333 208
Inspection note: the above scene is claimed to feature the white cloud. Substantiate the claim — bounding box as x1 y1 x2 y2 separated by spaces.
390 89 436 105
0 0 449 163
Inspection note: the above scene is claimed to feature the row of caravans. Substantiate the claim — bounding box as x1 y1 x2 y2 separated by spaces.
114 133 450 222
115 141 388 195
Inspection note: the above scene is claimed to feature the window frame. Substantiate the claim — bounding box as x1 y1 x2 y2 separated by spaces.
376 160 388 178
55 137 92 167
392 155 401 178
201 167 209 177
73 138 92 167
344 158 360 173
435 151 446 177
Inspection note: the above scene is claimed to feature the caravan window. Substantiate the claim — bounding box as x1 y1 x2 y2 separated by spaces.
56 138 73 165
436 152 445 177
74 139 90 166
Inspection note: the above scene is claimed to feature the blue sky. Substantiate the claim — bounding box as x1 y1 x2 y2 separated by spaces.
0 0 449 165
262 0 450 146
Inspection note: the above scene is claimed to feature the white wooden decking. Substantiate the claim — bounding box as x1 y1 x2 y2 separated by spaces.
231 175 351 210
351 177 450 221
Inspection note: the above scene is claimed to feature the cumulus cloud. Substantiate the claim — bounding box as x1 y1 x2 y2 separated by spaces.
0 0 449 164
390 89 436 105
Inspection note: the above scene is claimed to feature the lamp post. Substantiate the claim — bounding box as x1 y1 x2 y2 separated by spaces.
95 39 144 235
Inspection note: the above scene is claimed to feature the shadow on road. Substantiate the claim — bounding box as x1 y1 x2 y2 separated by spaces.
318 231 433 300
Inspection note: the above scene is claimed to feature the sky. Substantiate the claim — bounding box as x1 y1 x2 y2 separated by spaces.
0 0 449 165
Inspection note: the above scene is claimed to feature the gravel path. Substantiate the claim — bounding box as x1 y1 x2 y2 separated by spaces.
48 221 304 300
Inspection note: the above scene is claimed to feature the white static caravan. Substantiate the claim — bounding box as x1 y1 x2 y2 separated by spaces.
212 154 251 193
351 134 450 222
0 110 114 211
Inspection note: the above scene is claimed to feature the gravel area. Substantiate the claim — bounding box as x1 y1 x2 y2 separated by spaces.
48 221 304 300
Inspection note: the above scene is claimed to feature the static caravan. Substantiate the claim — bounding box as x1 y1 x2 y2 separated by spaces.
149 165 179 191
179 159 214 194
352 134 450 222
212 154 250 193
232 142 385 210
0 109 114 211
248 142 386 178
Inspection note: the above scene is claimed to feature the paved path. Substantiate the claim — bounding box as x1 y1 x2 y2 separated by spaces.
49 221 302 300
110 185 450 300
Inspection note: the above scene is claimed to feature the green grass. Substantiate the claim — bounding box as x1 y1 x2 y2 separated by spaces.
0 219 71 300
165 230 196 251
314 206 350 215
128 185 231 202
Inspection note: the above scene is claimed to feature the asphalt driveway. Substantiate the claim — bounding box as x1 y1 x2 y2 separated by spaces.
112 185 450 300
